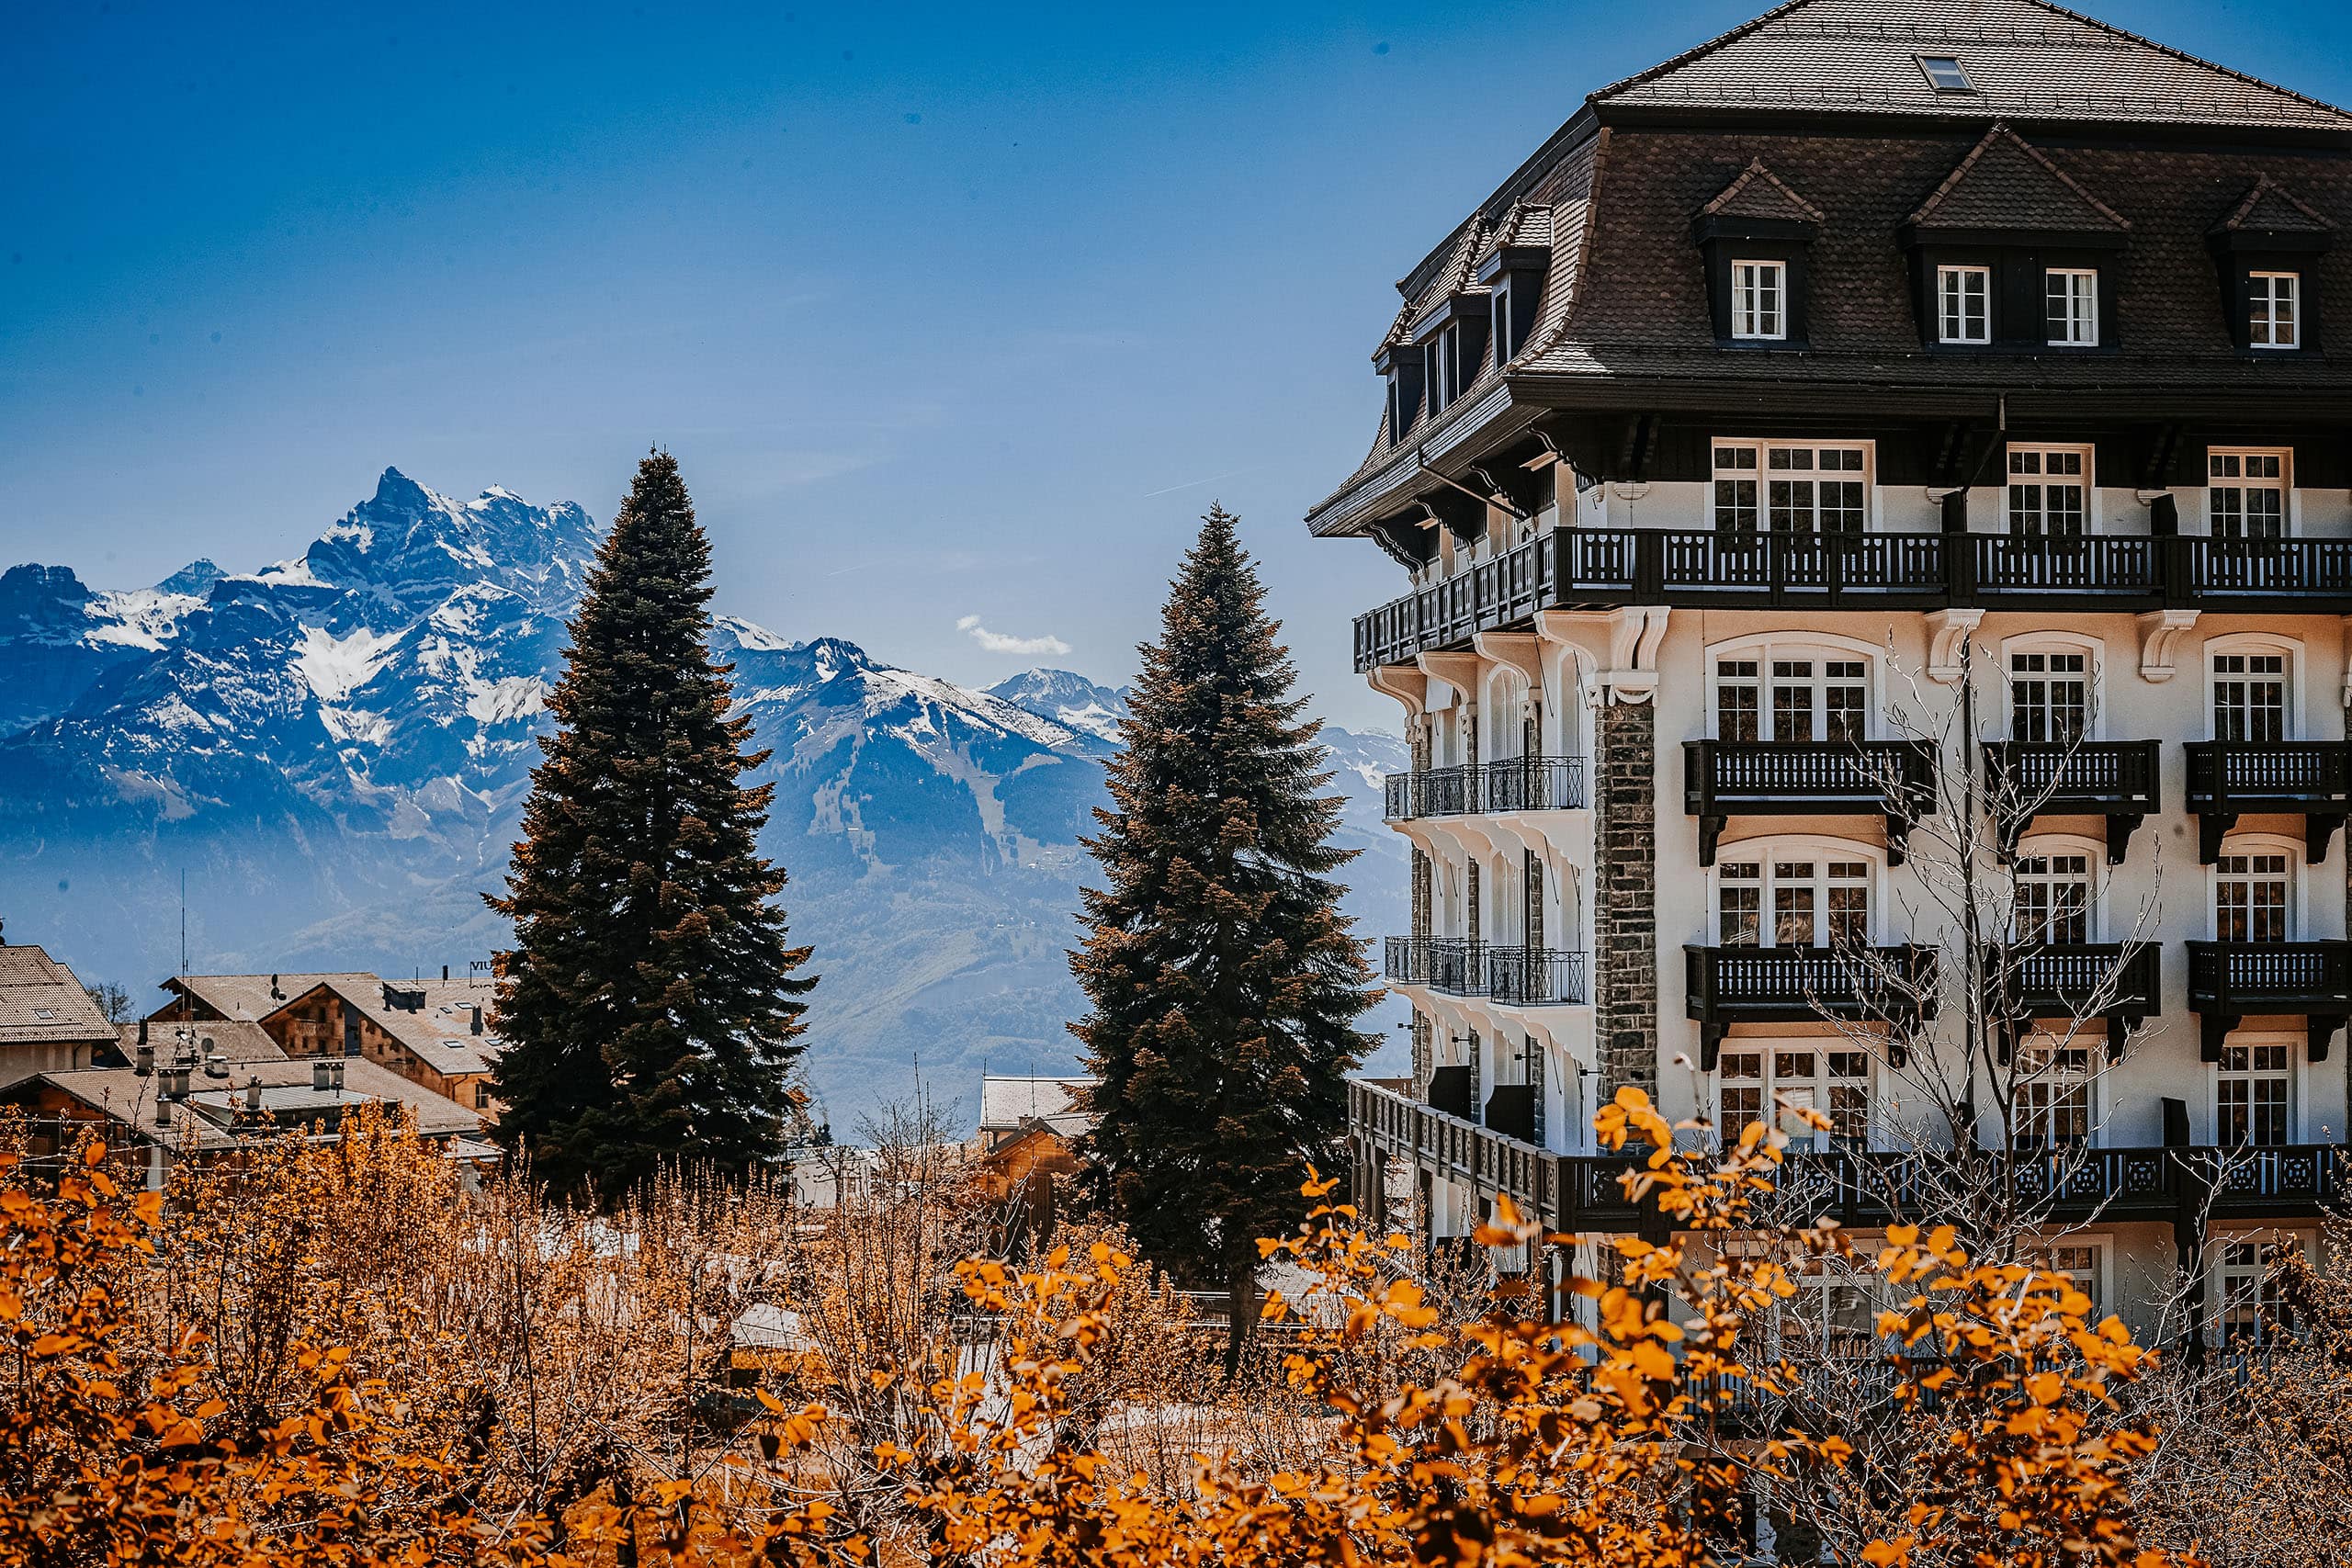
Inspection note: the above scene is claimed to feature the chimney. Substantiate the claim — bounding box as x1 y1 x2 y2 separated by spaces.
155 1095 172 1127
203 1039 226 1079
244 1075 265 1113
313 1059 332 1091
134 1019 153 1078
442 964 450 982
329 1059 346 1091
471 1005 484 1036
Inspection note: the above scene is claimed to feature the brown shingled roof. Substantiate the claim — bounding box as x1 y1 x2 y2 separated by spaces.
1701 159 1826 223
1906 124 2129 231
2214 175 2335 235
1592 0 2352 132
0 944 119 1048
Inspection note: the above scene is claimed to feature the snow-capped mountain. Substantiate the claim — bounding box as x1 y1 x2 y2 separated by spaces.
985 668 1131 749
0 469 1407 1122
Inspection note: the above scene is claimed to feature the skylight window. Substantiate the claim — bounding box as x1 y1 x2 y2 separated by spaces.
1917 55 1974 93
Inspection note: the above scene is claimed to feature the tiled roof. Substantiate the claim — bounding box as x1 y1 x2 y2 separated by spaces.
2214 175 2335 235
1907 124 2128 231
162 972 501 1077
1701 160 1826 223
0 944 119 1047
11 1055 482 1152
121 1019 288 1064
164 972 379 1022
1591 0 2352 131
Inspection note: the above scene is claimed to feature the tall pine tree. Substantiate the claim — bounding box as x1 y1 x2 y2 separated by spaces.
487 451 814 1201
1072 505 1374 1368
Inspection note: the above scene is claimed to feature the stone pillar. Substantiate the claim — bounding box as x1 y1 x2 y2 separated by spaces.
1595 700 1658 1100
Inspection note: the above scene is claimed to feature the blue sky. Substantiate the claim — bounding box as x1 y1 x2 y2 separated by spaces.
8 0 2351 729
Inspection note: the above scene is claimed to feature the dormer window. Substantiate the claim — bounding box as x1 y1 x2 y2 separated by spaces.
1917 55 1973 93
1426 328 1457 414
2250 271 2301 349
1938 265 1992 344
1731 260 1786 341
2046 269 2098 346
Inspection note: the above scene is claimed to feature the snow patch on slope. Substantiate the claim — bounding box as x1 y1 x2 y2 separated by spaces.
295 625 403 703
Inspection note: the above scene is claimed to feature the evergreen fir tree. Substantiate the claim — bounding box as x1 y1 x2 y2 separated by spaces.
487 451 814 1201
1072 504 1374 1369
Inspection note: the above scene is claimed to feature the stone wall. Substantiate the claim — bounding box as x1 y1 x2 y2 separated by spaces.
1595 700 1658 1098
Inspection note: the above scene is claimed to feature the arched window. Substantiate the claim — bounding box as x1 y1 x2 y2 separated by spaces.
2205 633 2301 742
2013 833 2103 944
1713 837 1882 948
1706 635 1880 743
2016 1032 2097 1148
2000 632 2104 744
2211 832 2301 942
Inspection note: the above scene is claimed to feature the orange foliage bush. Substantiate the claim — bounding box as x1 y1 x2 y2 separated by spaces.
0 1090 2196 1567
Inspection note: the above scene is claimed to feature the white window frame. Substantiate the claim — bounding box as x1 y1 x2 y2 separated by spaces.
1714 1040 1877 1152
1938 265 1992 344
2023 1233 2111 1315
2207 832 2303 943
2207 447 2294 538
2249 271 2301 350
2211 1232 2305 1341
2201 634 2302 742
2013 831 2106 944
1704 633 1883 743
1999 632 2105 744
1710 836 1887 950
1731 259 1788 341
2014 1034 2102 1150
2045 267 2098 347
1710 439 1875 532
2211 1036 2301 1148
2005 443 2097 536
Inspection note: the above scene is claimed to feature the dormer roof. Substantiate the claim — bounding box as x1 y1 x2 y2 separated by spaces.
2214 175 2335 236
1701 160 1826 225
1906 124 2129 234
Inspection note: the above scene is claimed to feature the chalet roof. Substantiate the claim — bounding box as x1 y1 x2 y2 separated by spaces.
1906 124 2129 231
161 972 502 1077
119 1019 289 1064
2213 175 2335 235
9 1055 482 1152
978 1075 1095 1139
1590 0 2352 131
0 943 119 1048
1701 160 1825 224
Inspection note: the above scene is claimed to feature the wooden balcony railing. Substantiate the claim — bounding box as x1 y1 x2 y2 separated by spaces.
1982 739 2161 863
1487 947 1588 1006
2185 740 2352 863
1684 943 1936 1066
1382 757 1588 820
1385 937 1485 997
1996 941 2162 1021
2186 939 2352 1059
1354 529 2352 673
1348 1079 2346 1239
1684 739 1936 865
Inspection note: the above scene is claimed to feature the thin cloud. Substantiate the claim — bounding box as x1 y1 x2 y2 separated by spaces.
956 615 1070 657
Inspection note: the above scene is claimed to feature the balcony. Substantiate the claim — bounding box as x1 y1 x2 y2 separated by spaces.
1385 936 1485 997
1348 1079 2346 1239
2186 940 2352 1060
1382 757 1588 821
1353 528 2352 673
1684 943 1936 1066
1683 740 1936 865
2185 740 2352 863
1991 942 2160 1055
1981 740 2161 863
1487 946 1588 1006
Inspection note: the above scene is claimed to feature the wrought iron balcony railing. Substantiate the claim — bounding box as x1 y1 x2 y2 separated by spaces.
2185 740 2352 863
2186 939 2352 1060
1982 739 2161 863
1684 739 1937 865
1486 946 1588 1006
1354 528 2352 673
1384 936 1485 997
1382 757 1588 820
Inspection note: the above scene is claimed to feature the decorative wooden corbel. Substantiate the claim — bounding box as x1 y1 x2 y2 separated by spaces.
2135 609 2199 682
1925 608 1984 684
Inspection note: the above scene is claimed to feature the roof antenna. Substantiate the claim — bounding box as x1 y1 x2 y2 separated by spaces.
179 868 187 980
